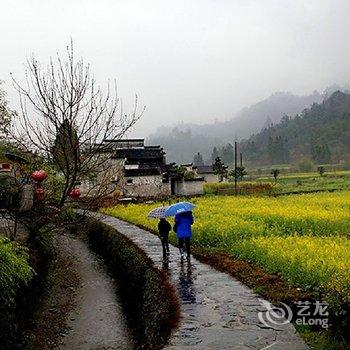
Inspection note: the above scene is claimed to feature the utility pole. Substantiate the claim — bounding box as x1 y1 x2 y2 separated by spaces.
234 141 238 196
240 152 243 167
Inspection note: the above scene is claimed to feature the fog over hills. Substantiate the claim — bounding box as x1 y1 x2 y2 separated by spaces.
148 90 319 163
148 84 350 164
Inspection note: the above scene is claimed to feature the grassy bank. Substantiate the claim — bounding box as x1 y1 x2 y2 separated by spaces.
0 237 33 348
86 218 180 350
0 227 54 349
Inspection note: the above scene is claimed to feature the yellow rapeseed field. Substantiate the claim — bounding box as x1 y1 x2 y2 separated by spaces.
102 190 350 304
231 236 350 302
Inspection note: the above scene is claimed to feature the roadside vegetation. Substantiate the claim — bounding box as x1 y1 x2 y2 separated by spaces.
0 228 55 348
86 219 180 350
0 237 33 348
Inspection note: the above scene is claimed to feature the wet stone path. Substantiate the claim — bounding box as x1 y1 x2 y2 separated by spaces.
94 213 308 350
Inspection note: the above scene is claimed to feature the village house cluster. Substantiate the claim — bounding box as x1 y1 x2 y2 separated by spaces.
1 139 222 203
81 138 220 198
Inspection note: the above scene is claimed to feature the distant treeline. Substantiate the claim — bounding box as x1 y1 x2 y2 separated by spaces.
191 144 237 167
197 90 350 168
239 91 350 165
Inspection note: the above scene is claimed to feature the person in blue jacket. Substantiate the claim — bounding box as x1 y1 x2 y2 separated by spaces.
173 211 194 260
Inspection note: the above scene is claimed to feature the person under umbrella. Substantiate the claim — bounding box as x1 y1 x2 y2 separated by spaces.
158 218 171 260
147 206 171 260
149 202 195 261
173 211 194 260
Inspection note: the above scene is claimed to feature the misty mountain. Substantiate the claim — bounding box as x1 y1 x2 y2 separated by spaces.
148 90 324 163
240 91 350 165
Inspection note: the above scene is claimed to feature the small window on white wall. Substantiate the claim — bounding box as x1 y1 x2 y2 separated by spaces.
126 178 133 185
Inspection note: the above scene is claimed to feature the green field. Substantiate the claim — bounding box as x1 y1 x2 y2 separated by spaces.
256 170 350 194
204 170 350 195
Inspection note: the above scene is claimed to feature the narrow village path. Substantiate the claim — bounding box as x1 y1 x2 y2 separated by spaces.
94 213 308 350
58 233 133 350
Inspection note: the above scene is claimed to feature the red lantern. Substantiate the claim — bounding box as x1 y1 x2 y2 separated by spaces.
35 187 45 201
69 188 81 199
31 170 48 183
1 163 12 171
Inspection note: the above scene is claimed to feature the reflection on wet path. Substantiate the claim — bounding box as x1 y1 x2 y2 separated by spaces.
177 261 196 304
96 213 308 350
162 259 196 304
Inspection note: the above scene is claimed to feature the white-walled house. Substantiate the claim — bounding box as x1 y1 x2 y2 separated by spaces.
122 167 170 197
193 165 220 183
171 178 204 196
84 139 204 198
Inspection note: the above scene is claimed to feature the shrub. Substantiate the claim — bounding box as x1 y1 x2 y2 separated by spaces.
86 219 180 349
0 237 33 347
33 227 55 258
318 166 326 176
298 157 315 172
204 182 274 195
271 169 280 181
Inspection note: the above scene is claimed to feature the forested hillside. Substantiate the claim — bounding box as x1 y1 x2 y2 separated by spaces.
240 91 350 165
149 90 323 163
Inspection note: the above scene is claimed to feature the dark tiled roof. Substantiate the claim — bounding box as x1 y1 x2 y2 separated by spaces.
113 148 165 160
184 177 205 182
125 163 170 173
161 163 177 171
125 162 164 168
144 145 161 149
194 165 215 174
125 168 162 177
104 138 144 142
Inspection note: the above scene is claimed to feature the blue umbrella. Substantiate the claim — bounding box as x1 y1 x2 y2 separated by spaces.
164 201 195 216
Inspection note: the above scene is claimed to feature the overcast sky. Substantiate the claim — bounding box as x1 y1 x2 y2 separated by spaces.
1 0 350 137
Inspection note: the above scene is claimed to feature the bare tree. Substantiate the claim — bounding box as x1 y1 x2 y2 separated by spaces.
11 41 144 207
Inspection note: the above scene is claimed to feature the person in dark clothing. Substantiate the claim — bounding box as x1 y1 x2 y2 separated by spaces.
174 211 194 260
158 218 171 260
